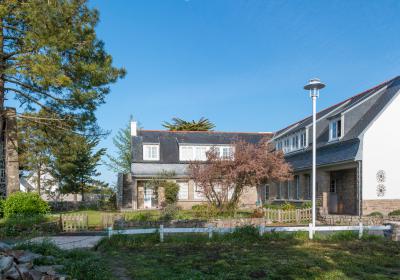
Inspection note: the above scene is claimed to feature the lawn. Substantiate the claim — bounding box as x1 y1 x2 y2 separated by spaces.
96 230 400 280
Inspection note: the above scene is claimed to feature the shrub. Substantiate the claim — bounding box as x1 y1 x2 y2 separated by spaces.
263 203 280 210
301 201 312 209
3 192 49 218
281 202 296 211
251 208 265 218
162 181 180 205
368 211 383 217
161 204 181 221
192 204 219 219
388 209 400 216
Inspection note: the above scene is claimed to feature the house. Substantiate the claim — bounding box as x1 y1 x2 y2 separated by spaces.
118 126 272 210
20 172 82 202
119 76 400 216
270 76 400 216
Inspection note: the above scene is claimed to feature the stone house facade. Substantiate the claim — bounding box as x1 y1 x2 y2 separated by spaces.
270 76 400 216
119 76 400 216
118 128 271 210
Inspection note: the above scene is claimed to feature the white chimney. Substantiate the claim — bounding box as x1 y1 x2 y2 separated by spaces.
131 121 138 136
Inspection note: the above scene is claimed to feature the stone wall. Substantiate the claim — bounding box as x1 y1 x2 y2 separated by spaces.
363 199 400 215
115 217 272 229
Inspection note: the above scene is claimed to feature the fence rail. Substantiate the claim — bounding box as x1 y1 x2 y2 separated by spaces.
108 223 392 241
264 208 312 223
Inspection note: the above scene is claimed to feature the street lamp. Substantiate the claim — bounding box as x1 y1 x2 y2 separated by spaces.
304 78 325 239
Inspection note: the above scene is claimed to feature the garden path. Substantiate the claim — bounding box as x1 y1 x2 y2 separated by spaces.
31 236 103 250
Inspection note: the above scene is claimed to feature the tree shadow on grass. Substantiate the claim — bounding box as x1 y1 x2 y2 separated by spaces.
96 232 400 280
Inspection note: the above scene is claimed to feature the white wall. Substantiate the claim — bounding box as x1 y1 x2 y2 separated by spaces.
363 91 400 199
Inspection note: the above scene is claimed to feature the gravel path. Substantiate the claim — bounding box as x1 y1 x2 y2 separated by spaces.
31 236 103 250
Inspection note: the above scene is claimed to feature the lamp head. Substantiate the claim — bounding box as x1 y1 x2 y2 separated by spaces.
304 78 325 91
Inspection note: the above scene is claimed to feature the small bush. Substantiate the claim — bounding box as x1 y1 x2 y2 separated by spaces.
263 203 280 210
162 181 180 205
161 204 181 221
368 211 383 217
388 209 400 216
301 201 312 209
192 204 219 219
3 192 49 218
0 214 58 238
251 208 265 218
281 202 296 211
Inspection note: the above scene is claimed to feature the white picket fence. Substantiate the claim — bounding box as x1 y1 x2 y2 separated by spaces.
107 223 392 241
264 208 312 223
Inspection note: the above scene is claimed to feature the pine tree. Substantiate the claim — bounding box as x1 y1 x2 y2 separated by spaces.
50 133 106 201
162 117 215 131
105 116 133 174
0 0 124 193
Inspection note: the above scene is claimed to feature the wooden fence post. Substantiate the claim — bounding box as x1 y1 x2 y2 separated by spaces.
309 223 313 240
160 224 164 242
359 222 363 239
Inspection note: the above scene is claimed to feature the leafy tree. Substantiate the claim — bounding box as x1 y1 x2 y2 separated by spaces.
188 140 292 210
0 0 125 121
0 0 125 185
105 116 133 174
162 117 215 131
50 133 106 201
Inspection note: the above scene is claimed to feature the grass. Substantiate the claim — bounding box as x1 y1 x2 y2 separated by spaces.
96 229 400 280
15 240 114 280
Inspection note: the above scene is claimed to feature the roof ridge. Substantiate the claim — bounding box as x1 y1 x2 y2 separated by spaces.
139 130 273 134
274 75 399 137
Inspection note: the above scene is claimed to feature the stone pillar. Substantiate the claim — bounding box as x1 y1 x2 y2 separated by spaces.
4 108 19 196
385 222 400 241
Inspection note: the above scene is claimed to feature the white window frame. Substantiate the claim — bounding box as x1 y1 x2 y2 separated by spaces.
179 144 234 161
178 182 189 200
143 144 160 161
329 117 343 141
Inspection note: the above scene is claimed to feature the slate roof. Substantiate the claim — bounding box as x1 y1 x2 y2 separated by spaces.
275 76 399 138
279 76 400 170
132 130 272 164
285 139 360 171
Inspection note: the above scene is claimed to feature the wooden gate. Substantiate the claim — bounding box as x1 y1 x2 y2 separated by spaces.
60 214 88 232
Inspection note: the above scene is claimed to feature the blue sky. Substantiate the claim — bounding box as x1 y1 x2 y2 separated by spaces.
21 0 400 186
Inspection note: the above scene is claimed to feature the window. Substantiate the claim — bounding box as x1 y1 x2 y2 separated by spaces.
330 179 337 193
222 147 233 159
179 145 234 161
292 135 299 150
143 144 159 161
178 182 189 200
329 118 342 141
294 175 300 200
195 146 207 161
305 174 311 199
278 182 282 199
287 181 291 199
194 184 205 200
300 132 307 148
265 184 270 201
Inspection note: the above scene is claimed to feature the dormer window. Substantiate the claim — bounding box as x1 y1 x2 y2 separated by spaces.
143 144 159 161
329 118 342 141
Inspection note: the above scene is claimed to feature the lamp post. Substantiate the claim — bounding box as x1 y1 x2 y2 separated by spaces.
304 78 325 239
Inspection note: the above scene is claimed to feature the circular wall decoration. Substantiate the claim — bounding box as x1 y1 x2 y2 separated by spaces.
376 170 386 183
376 184 386 197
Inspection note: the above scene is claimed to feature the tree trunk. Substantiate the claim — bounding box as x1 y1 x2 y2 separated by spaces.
0 18 6 198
